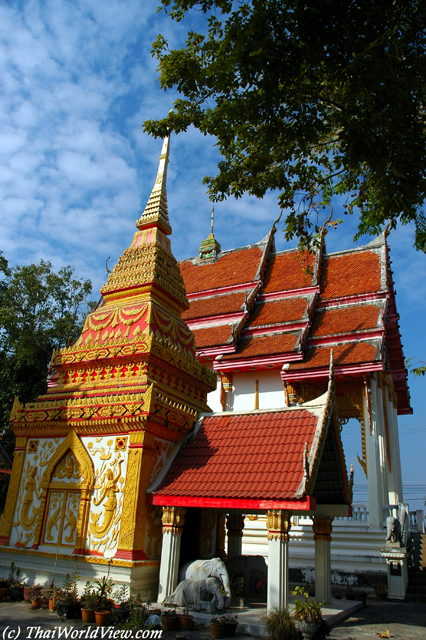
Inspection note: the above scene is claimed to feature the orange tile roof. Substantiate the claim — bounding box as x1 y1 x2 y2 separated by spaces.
192 325 234 349
182 292 247 321
248 298 307 327
263 251 316 294
152 410 319 500
223 332 299 360
321 251 382 300
180 246 263 294
311 305 381 337
289 341 378 370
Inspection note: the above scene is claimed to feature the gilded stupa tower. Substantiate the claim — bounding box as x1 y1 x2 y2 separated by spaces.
0 138 216 590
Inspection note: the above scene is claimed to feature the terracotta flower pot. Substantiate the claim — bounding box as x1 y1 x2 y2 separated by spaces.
210 621 225 639
162 615 178 631
23 586 31 602
31 597 43 609
82 609 95 623
49 598 57 611
95 610 111 627
179 614 193 631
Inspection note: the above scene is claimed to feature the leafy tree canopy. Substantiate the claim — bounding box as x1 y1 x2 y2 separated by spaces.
144 0 426 250
0 254 94 457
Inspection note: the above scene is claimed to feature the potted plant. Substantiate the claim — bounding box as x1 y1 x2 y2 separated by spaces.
223 614 238 637
28 585 44 609
56 570 81 619
7 561 25 601
178 600 193 631
210 616 226 639
81 583 97 623
162 609 178 631
111 585 131 624
261 607 300 640
291 586 323 640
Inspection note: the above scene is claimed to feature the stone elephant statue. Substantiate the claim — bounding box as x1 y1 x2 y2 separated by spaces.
179 557 231 607
225 555 267 594
164 577 225 612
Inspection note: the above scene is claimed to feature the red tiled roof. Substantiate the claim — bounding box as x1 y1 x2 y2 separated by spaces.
152 410 319 501
248 298 307 328
182 292 248 321
321 251 382 300
311 305 381 337
192 325 234 349
223 332 299 360
289 341 378 370
263 251 316 294
180 246 263 294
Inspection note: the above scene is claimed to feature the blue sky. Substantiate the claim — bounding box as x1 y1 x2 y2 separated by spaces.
1 0 425 511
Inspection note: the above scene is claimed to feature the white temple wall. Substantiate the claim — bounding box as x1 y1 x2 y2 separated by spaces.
231 371 285 411
207 377 222 412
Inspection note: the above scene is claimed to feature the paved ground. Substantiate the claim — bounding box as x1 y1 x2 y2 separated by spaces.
0 599 425 640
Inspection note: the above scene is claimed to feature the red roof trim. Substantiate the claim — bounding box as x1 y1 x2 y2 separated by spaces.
149 494 315 511
197 345 236 358
187 282 259 300
317 291 387 309
187 313 245 328
215 352 303 372
244 321 308 337
259 286 320 302
282 361 384 382
308 330 383 347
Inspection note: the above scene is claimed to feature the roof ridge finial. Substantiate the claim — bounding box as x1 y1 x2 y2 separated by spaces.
196 203 221 263
211 205 215 235
136 136 171 234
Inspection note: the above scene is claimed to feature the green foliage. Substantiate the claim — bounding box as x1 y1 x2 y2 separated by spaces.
145 0 426 250
291 586 323 625
261 607 300 640
0 252 94 507
7 560 22 586
405 358 426 377
60 569 80 604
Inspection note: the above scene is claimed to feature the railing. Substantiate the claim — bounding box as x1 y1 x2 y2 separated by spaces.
287 505 423 530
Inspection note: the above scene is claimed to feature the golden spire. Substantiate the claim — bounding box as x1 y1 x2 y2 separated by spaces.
136 136 171 235
198 205 221 262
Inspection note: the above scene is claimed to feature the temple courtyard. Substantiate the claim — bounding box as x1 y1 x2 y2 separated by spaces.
0 597 425 639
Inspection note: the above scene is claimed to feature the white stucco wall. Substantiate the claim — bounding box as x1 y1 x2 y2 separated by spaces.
207 370 285 413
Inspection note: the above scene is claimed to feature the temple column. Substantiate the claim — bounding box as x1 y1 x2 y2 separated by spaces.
364 375 384 528
384 379 403 504
266 510 292 611
226 513 245 557
157 506 186 603
312 516 333 604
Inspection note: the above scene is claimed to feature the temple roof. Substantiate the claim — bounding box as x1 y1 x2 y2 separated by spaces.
149 373 352 511
179 232 411 414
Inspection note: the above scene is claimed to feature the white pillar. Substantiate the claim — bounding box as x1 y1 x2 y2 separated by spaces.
312 516 333 604
364 374 384 528
157 506 186 603
266 510 291 611
385 380 403 504
226 513 245 557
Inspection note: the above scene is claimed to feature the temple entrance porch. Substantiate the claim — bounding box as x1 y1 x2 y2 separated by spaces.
156 504 343 611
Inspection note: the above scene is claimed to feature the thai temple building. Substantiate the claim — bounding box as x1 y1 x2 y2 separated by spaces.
0 138 413 608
